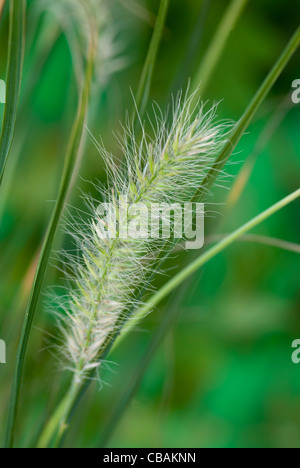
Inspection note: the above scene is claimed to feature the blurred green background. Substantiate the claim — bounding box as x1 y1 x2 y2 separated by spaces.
0 0 300 448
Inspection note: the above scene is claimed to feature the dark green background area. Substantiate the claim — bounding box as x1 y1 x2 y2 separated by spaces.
0 0 299 448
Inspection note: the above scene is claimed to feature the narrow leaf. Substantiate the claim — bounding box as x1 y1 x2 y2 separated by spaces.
5 38 95 450
0 0 26 187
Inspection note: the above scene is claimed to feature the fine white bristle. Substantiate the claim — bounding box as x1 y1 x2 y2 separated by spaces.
56 92 230 382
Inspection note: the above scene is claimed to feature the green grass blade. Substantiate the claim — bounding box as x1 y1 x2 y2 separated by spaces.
0 21 61 222
134 189 300 321
171 0 211 92
207 234 300 254
134 0 169 118
0 0 25 187
4 42 95 449
99 188 300 447
193 26 300 203
192 0 249 95
226 97 290 211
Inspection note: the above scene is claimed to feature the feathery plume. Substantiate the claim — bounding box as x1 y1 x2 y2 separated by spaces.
56 93 229 382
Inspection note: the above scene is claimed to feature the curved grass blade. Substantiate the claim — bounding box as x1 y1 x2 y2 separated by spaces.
192 26 300 203
171 0 211 93
134 0 169 119
132 189 300 322
98 188 300 447
4 39 95 449
226 97 291 210
0 21 61 222
191 0 249 95
208 233 300 254
0 0 26 187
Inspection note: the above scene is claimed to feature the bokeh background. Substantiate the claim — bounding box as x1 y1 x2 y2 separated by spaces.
0 0 300 448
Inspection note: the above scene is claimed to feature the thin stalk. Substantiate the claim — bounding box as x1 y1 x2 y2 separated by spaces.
37 391 74 448
52 380 81 448
171 0 211 93
226 97 291 210
0 0 26 187
193 26 300 203
99 188 300 447
38 26 300 449
207 233 300 255
135 189 300 320
191 0 249 95
134 0 169 118
0 22 61 222
4 36 96 450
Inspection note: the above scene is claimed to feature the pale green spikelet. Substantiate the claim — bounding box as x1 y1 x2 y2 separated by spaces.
57 93 230 383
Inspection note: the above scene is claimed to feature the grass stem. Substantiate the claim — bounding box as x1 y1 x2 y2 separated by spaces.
4 30 96 450
133 189 300 321
191 0 249 95
134 0 169 118
0 0 25 187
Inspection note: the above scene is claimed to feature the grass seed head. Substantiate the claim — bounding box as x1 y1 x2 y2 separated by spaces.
56 93 230 382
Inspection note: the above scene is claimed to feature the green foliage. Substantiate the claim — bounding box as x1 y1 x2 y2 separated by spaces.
0 0 299 449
